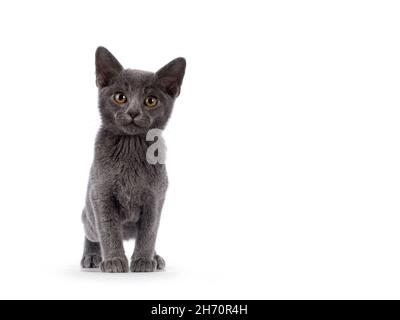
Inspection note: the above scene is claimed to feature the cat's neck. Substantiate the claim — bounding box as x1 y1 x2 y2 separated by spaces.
95 127 150 163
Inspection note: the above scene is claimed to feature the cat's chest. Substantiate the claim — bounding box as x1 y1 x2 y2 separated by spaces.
113 160 167 209
94 132 168 211
116 160 166 191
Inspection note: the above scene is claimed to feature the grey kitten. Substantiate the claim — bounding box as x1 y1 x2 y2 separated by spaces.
80 47 185 273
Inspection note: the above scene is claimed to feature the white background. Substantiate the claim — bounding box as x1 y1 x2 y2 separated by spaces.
0 0 399 299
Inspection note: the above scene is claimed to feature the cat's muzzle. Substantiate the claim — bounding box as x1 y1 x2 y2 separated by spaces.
115 113 150 128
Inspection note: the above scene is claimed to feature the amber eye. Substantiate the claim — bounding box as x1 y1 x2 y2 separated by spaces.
113 92 127 105
144 96 158 108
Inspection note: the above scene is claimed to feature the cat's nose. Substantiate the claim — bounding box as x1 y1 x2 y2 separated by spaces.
127 110 140 119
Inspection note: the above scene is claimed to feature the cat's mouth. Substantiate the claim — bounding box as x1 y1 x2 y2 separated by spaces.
115 112 151 129
117 119 151 135
116 118 150 131
132 117 150 128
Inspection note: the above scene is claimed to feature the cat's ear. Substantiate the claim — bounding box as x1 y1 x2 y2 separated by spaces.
95 47 123 88
156 57 186 97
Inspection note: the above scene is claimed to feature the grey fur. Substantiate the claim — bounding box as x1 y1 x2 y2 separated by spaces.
80 47 185 273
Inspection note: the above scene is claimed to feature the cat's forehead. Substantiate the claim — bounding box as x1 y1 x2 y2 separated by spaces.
116 69 155 86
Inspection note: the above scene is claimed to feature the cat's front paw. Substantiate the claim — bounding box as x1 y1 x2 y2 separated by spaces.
130 254 166 272
154 254 166 270
130 257 157 272
100 257 129 273
81 254 102 269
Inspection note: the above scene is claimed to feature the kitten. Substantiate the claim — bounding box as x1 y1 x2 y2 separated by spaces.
80 47 185 273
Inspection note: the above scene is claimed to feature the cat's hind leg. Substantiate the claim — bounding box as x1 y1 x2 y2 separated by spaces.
81 237 102 269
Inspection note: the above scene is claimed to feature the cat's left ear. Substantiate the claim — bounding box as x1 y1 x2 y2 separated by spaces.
156 57 186 97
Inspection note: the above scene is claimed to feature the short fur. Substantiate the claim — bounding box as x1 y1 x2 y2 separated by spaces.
81 47 185 272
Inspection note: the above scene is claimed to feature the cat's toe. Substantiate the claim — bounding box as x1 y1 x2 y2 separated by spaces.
100 257 129 273
81 254 102 269
130 257 157 272
154 254 166 270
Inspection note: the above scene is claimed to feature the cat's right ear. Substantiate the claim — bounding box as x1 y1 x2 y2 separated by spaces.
95 47 123 88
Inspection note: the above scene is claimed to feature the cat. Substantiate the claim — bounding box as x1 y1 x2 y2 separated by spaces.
80 47 186 273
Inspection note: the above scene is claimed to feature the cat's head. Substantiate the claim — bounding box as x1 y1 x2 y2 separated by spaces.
95 46 186 135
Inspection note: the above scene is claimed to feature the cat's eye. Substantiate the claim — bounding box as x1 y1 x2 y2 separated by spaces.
144 96 158 108
113 92 127 105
